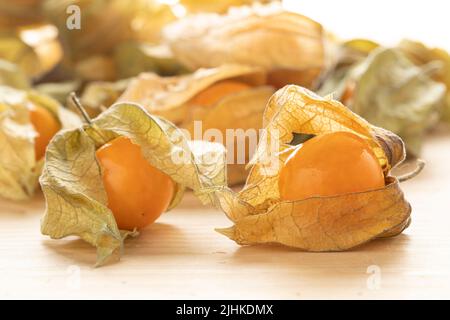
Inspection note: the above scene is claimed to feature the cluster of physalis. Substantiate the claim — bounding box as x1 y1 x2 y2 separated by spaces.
1 83 421 266
0 3 430 266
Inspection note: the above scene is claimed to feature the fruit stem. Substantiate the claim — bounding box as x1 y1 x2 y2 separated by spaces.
70 92 110 146
70 92 92 124
397 159 425 183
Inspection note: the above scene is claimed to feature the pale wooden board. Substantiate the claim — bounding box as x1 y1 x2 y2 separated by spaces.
1 126 450 300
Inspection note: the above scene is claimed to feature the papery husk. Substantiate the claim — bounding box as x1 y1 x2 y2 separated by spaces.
74 55 117 82
0 85 81 200
399 40 450 89
119 64 267 122
320 47 446 156
444 94 450 123
351 48 445 155
0 24 62 79
114 42 187 79
0 59 30 89
118 64 273 184
35 80 80 104
343 39 380 57
398 40 450 123
40 103 226 265
80 79 131 117
180 0 275 13
217 177 410 251
183 86 275 184
0 0 45 28
318 38 379 98
215 85 413 251
163 3 326 88
43 0 176 62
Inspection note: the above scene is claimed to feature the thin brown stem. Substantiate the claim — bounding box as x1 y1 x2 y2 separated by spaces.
69 92 109 146
70 92 92 125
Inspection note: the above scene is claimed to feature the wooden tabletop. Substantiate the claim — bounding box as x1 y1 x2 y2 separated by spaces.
1 126 450 300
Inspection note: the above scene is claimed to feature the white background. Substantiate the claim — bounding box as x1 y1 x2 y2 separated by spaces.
284 0 450 50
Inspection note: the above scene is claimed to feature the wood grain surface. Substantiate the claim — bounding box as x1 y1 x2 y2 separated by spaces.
1 126 450 300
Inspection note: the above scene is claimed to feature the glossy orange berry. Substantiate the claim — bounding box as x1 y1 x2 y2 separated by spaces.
278 132 385 201
189 80 250 107
96 136 175 230
28 103 61 161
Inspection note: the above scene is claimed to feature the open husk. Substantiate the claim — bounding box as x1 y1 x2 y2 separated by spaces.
214 85 414 251
40 102 226 265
